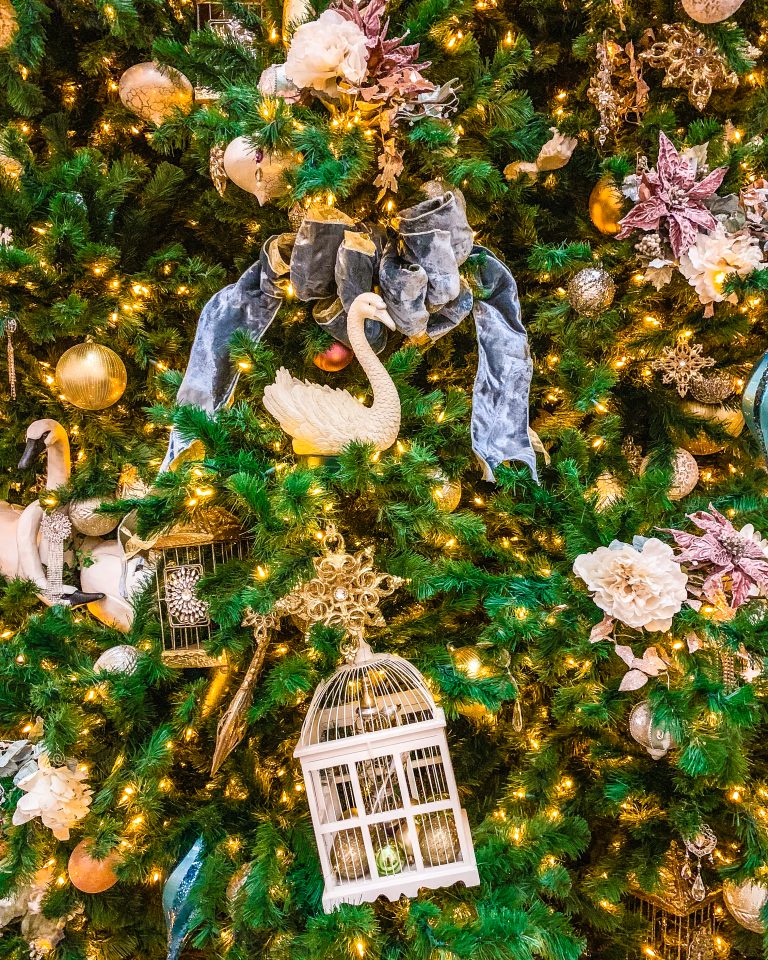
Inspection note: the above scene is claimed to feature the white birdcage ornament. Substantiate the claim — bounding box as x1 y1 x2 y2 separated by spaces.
290 527 479 911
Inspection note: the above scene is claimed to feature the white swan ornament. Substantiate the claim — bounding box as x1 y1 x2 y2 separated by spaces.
263 293 401 455
10 419 146 624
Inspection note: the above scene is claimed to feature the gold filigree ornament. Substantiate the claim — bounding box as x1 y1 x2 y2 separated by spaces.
209 525 405 772
640 23 754 111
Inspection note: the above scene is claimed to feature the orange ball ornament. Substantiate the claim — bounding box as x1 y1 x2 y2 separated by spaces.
68 840 121 893
313 341 354 372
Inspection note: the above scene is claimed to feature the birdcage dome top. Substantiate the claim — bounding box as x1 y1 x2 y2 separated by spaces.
296 642 438 752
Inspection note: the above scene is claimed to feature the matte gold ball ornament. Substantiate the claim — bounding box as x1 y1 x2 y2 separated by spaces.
118 62 193 126
0 0 17 48
429 470 462 513
68 841 121 893
588 178 624 234
567 267 616 316
639 448 699 500
56 343 127 410
723 879 768 932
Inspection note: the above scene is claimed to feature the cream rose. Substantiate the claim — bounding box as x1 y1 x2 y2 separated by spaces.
284 10 369 94
573 537 688 632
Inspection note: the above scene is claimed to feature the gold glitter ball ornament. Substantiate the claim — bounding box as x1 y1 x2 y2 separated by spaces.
640 447 699 500
69 497 119 537
589 178 624 234
639 23 744 111
56 343 127 410
689 370 737 404
417 815 460 866
628 700 676 759
0 0 17 48
567 267 616 316
118 62 193 126
331 826 368 883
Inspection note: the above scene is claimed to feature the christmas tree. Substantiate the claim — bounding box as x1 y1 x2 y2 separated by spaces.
2 0 768 956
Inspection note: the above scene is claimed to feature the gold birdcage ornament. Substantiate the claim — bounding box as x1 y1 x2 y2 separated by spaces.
153 509 249 667
627 842 727 960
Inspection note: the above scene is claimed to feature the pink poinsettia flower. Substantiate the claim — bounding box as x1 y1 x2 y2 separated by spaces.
618 132 727 258
665 504 768 609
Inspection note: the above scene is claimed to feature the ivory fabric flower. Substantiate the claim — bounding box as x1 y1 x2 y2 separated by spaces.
679 224 765 315
617 131 727 257
12 750 92 840
573 537 688 631
666 505 768 608
284 10 369 94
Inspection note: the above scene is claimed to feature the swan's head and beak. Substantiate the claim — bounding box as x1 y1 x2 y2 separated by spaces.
18 419 64 470
360 293 397 332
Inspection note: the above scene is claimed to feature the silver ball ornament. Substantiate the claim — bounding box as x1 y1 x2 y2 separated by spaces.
567 267 616 316
628 700 675 759
93 645 140 676
723 879 768 933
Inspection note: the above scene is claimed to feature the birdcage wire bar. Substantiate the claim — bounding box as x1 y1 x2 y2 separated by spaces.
295 646 479 910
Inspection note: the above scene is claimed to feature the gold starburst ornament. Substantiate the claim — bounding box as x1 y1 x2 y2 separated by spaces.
651 336 715 397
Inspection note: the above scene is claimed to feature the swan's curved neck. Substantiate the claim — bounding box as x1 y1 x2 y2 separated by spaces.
46 436 71 489
346 309 398 416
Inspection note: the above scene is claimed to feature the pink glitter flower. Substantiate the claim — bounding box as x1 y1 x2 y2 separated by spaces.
665 504 768 608
332 0 433 101
618 132 727 258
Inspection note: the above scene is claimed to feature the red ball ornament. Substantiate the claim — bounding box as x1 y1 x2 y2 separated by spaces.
313 341 353 373
68 840 121 893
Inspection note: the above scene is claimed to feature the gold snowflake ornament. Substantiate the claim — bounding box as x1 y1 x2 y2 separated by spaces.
274 525 405 648
651 336 715 396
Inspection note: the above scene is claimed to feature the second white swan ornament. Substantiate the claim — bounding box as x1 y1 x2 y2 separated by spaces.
263 292 401 455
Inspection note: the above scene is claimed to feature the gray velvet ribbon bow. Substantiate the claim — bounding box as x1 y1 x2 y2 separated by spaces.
162 193 536 482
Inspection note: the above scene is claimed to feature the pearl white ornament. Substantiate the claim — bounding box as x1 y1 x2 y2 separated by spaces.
682 0 746 23
118 62 193 126
222 138 295 205
640 448 699 500
69 497 119 537
93 645 140 676
723 879 768 933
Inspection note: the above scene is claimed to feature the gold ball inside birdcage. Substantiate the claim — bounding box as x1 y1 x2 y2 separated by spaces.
56 343 127 411
417 815 460 866
330 826 369 883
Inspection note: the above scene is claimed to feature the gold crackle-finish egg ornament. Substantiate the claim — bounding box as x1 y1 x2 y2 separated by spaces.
682 0 746 22
723 879 768 932
567 267 616 316
0 0 17 48
118 62 193 126
56 343 127 411
640 447 699 500
589 178 624 235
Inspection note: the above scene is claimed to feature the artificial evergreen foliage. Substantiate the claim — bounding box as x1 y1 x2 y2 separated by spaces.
1 0 768 956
